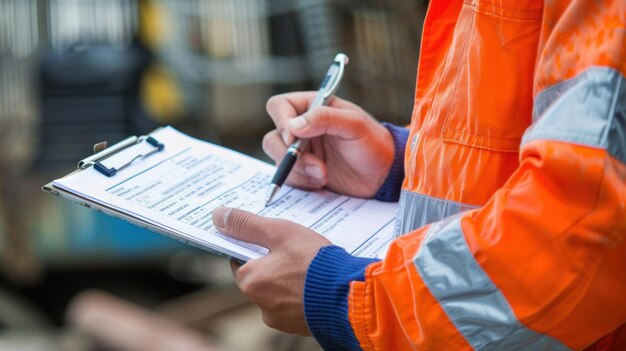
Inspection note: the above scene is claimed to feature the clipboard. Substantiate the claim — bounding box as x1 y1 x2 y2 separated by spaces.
43 126 398 263
42 127 247 264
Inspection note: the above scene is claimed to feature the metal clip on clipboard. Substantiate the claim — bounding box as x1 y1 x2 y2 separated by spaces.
78 134 165 177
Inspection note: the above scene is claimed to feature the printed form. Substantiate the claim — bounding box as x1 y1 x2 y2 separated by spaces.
52 127 397 262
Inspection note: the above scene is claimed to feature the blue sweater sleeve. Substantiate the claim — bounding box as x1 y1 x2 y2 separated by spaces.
375 123 409 202
304 246 380 350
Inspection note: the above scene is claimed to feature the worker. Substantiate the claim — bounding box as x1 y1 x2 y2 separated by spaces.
211 0 626 350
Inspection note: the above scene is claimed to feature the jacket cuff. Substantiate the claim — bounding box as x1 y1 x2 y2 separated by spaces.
304 245 379 350
375 123 409 202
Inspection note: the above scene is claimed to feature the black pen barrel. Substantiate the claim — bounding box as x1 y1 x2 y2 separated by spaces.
271 152 298 186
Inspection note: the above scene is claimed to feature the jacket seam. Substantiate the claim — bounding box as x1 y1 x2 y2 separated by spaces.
440 4 476 144
445 127 523 142
400 189 482 208
361 279 377 351
463 0 543 21
442 137 520 153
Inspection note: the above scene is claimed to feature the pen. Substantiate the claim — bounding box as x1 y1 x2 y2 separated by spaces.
264 53 349 207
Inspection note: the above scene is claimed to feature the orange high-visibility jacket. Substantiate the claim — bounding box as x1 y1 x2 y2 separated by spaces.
303 0 626 350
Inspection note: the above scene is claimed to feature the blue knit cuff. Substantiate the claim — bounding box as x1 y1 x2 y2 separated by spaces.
375 123 409 202
304 246 379 350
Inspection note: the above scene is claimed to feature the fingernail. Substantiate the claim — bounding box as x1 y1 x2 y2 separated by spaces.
281 130 290 144
213 206 232 229
289 116 308 131
305 165 323 180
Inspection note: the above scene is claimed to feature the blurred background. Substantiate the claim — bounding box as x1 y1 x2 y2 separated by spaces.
0 0 426 350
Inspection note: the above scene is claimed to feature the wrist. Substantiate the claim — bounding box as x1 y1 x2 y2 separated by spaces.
304 246 379 350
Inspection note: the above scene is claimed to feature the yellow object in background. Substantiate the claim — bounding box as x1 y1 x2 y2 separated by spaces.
139 0 167 51
141 64 184 123
138 0 183 123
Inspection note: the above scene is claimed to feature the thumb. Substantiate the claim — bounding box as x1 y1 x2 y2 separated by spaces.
287 106 367 140
212 206 281 249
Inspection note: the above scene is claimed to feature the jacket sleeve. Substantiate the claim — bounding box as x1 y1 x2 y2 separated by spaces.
374 123 409 202
304 1 626 350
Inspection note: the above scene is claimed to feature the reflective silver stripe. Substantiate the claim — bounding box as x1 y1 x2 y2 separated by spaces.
395 190 478 235
523 66 626 165
414 217 571 350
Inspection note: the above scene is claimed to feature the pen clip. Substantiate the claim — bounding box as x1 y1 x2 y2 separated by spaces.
323 53 349 99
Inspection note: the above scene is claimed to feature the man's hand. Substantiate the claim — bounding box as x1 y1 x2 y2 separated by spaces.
263 92 395 198
212 206 331 335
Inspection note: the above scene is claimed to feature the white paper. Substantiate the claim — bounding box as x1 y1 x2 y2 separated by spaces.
53 126 398 261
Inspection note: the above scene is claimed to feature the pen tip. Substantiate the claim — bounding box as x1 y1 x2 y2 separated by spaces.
264 184 279 208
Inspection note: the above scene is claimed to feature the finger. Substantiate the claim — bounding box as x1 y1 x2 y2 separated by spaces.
230 258 251 288
231 258 268 304
212 207 281 249
309 137 326 164
262 131 328 183
230 259 242 274
266 92 356 120
266 92 317 122
266 92 318 144
287 105 371 140
230 259 244 286
261 130 288 161
266 93 358 144
284 170 326 190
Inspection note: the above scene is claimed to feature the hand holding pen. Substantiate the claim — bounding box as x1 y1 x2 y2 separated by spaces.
265 53 350 206
263 53 396 205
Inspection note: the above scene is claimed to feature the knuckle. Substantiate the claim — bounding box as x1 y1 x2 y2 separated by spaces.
238 279 254 297
265 95 283 115
236 261 263 296
239 259 256 275
232 266 245 284
262 313 277 329
265 95 278 110
309 107 332 132
316 106 331 121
